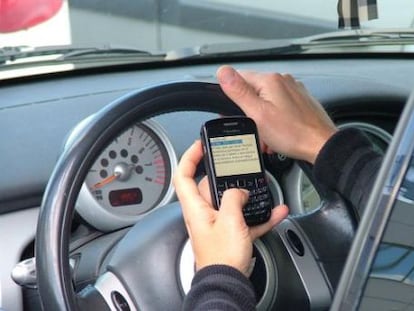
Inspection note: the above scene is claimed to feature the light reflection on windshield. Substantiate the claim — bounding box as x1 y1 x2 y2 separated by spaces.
1 0 414 51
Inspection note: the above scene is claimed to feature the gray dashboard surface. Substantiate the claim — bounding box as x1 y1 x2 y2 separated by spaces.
0 58 412 210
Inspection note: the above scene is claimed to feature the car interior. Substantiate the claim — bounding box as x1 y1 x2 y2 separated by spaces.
1 1 414 310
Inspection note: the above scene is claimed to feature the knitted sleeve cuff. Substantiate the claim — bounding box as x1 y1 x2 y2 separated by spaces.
313 127 373 189
183 265 256 311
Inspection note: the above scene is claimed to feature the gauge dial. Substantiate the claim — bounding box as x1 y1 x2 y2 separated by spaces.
85 123 170 212
75 119 177 231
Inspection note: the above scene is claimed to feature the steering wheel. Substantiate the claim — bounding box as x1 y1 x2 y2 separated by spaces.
36 82 357 310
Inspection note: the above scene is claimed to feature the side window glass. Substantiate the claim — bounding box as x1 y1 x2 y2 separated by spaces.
358 155 414 310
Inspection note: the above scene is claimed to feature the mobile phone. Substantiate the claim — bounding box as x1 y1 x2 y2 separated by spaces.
200 116 273 226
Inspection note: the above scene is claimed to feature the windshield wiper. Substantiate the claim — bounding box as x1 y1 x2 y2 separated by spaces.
165 40 303 60
0 44 166 64
166 29 414 60
305 29 414 43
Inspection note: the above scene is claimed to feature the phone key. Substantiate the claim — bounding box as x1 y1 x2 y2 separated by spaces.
217 182 227 191
249 196 258 204
244 204 254 211
255 204 263 210
246 180 255 188
258 206 268 213
262 200 272 208
237 179 246 188
258 186 267 194
257 194 268 201
227 181 237 188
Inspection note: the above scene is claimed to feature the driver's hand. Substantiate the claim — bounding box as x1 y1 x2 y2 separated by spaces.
217 65 337 164
173 140 289 277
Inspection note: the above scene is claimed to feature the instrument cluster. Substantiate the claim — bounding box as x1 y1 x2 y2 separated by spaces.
73 119 177 231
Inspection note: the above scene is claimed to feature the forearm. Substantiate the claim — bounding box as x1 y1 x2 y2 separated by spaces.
182 128 383 310
313 128 383 215
182 265 256 311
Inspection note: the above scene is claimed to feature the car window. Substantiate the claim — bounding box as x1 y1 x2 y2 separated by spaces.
3 0 414 82
2 0 414 51
357 155 414 310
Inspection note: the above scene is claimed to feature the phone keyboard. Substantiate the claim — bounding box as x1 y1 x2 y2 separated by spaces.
216 177 272 225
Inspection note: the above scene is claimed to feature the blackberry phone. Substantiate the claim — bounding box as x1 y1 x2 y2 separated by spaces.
200 116 273 226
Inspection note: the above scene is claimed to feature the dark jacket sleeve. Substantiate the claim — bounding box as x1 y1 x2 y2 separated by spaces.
313 127 383 215
182 265 256 311
182 128 383 310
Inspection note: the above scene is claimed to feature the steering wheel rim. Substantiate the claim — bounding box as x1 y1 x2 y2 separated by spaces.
36 81 357 310
36 82 244 310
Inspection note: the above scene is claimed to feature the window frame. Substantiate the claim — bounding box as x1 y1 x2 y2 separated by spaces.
330 92 414 310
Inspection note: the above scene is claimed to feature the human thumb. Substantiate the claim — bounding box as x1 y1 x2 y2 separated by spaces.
219 188 249 224
216 65 260 114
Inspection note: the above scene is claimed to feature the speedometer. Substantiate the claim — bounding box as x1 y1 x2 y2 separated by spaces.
75 119 177 231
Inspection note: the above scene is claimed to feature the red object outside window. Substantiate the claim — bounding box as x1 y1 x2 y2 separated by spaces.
0 0 63 33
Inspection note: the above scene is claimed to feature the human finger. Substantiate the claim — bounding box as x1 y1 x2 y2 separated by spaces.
216 65 266 117
281 73 297 86
218 188 250 225
249 204 289 239
174 141 211 219
198 176 213 205
238 70 290 98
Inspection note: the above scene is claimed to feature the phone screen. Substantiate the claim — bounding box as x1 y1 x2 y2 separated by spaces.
210 133 261 177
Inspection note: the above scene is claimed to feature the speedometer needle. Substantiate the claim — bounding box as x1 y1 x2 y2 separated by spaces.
93 173 120 190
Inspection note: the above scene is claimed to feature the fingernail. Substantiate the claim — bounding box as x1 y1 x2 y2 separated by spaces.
218 66 236 85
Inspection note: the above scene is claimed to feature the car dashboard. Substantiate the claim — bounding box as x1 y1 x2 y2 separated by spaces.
0 56 411 310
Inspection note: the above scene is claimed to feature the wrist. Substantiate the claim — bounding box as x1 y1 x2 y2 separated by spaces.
193 264 252 286
313 127 372 187
305 128 338 164
196 257 252 277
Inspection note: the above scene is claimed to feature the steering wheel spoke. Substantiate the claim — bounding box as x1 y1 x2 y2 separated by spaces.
36 82 357 310
90 272 136 311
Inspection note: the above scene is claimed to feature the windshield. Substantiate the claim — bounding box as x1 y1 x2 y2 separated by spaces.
1 0 414 66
